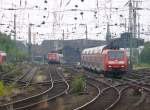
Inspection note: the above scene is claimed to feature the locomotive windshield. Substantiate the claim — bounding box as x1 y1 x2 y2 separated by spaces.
108 51 124 60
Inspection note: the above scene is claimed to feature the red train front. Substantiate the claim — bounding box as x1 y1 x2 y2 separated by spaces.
47 53 63 64
0 51 6 64
102 49 128 72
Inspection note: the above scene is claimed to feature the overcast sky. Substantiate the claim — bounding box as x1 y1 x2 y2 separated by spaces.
0 0 150 44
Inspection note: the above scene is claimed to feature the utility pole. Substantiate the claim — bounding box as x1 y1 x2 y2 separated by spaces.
106 23 111 44
105 0 112 45
137 16 140 64
129 0 133 72
136 1 142 64
84 24 88 48
138 15 140 39
125 18 127 32
14 14 17 61
96 0 99 27
62 29 64 56
80 24 88 48
62 29 64 41
133 1 137 38
85 25 88 40
132 0 142 65
28 24 32 61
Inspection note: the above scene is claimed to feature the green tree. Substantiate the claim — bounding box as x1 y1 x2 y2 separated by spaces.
16 50 28 61
0 32 27 62
0 33 14 53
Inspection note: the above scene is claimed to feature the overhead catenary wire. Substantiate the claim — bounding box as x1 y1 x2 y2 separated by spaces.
0 0 149 43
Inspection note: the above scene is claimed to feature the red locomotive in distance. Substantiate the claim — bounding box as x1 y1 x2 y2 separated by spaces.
47 53 63 64
81 45 128 75
0 51 6 64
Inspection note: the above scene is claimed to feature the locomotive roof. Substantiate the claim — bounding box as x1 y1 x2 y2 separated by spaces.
0 51 6 56
82 45 106 54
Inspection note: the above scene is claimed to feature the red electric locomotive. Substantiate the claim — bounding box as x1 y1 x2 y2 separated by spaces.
81 45 128 75
0 51 6 64
47 53 63 64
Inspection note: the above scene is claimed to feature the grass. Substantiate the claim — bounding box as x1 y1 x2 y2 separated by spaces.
0 81 17 97
63 68 71 78
0 81 5 96
133 63 150 70
63 68 70 73
34 71 46 82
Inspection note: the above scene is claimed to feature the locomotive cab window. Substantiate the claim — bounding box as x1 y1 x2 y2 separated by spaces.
108 51 116 59
117 51 124 59
108 51 123 60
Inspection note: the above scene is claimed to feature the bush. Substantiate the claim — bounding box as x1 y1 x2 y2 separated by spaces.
71 75 86 94
0 81 16 96
0 64 16 72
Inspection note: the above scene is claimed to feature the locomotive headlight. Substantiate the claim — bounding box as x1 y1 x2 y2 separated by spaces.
108 61 115 64
108 65 112 67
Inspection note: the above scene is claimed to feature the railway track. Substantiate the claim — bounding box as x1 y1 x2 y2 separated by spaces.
67 65 150 110
67 66 121 110
49 64 64 81
96 71 150 110
0 65 53 110
75 86 119 110
109 73 150 110
109 83 150 110
44 65 101 110
16 66 39 87
1 64 149 110
29 64 69 110
19 64 69 110
124 69 150 82
75 76 134 110
0 64 33 85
